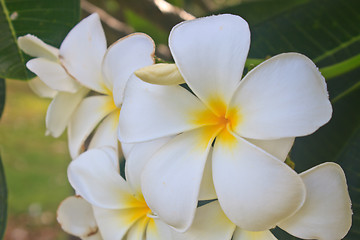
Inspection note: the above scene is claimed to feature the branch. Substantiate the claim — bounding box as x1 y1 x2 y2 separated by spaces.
116 0 195 32
80 0 134 35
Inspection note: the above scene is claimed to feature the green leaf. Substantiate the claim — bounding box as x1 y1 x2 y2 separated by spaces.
0 154 7 239
0 79 4 119
0 0 80 80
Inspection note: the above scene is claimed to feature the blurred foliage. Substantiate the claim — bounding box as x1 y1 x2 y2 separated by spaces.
0 154 7 239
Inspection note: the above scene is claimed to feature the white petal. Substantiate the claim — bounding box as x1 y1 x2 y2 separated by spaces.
26 58 80 93
135 63 185 85
245 137 295 162
68 148 142 209
18 34 58 61
57 196 99 239
230 53 332 139
278 162 352 240
126 216 148 240
45 88 89 137
88 110 120 151
28 77 57 98
121 142 135 160
169 14 250 108
119 75 208 143
146 219 173 240
212 134 306 231
60 13 107 93
93 206 147 240
233 228 277 240
198 148 217 200
141 128 213 231
172 201 236 240
103 33 155 106
68 95 117 158
125 137 172 195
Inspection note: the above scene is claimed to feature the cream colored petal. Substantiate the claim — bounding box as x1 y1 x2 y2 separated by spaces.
146 219 173 240
172 201 236 240
28 77 57 98
278 162 352 240
57 196 100 239
45 88 89 137
135 63 185 85
18 34 58 60
233 228 277 240
198 148 217 200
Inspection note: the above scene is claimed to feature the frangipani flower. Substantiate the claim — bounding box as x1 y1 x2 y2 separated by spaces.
67 142 174 240
172 163 352 240
18 34 89 138
118 14 333 231
57 196 103 240
58 13 155 158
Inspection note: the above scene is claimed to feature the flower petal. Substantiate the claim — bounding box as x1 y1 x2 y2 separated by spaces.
233 228 277 240
278 162 352 240
212 134 306 231
93 206 145 240
146 219 173 240
57 196 100 239
18 34 58 61
68 95 117 158
125 137 172 195
172 201 236 240
68 148 140 209
245 137 295 162
119 75 208 143
135 63 185 85
60 13 107 93
141 128 213 231
45 88 89 137
28 77 57 98
103 33 155 106
88 110 119 151
198 148 217 200
125 216 149 240
230 53 332 139
26 58 80 92
169 14 250 108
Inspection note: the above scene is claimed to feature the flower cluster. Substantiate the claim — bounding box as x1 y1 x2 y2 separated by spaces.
19 13 352 240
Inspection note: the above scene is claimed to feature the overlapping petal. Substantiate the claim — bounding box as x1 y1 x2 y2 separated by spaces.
68 148 140 209
68 95 116 158
233 228 277 240
60 13 107 93
198 148 216 200
26 58 80 92
119 75 209 143
45 88 89 137
169 14 250 109
172 201 236 240
102 33 155 106
212 133 306 231
18 34 58 61
57 196 101 240
28 77 57 98
278 162 352 240
141 127 214 231
230 53 332 140
146 219 173 240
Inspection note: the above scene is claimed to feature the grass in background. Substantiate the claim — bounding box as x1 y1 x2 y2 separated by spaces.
0 80 72 240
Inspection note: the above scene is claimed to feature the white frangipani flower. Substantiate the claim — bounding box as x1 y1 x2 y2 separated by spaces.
58 13 155 158
172 163 352 240
17 34 89 138
57 196 103 240
67 141 173 240
118 14 333 231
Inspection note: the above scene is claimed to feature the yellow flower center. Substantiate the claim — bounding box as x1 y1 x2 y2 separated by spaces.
192 95 241 149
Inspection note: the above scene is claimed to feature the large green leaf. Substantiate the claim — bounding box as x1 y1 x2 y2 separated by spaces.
0 0 80 80
0 155 7 239
217 0 360 238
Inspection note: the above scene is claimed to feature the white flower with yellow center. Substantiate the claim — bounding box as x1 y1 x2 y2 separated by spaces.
118 14 333 231
68 140 173 240
172 163 352 240
20 13 155 158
